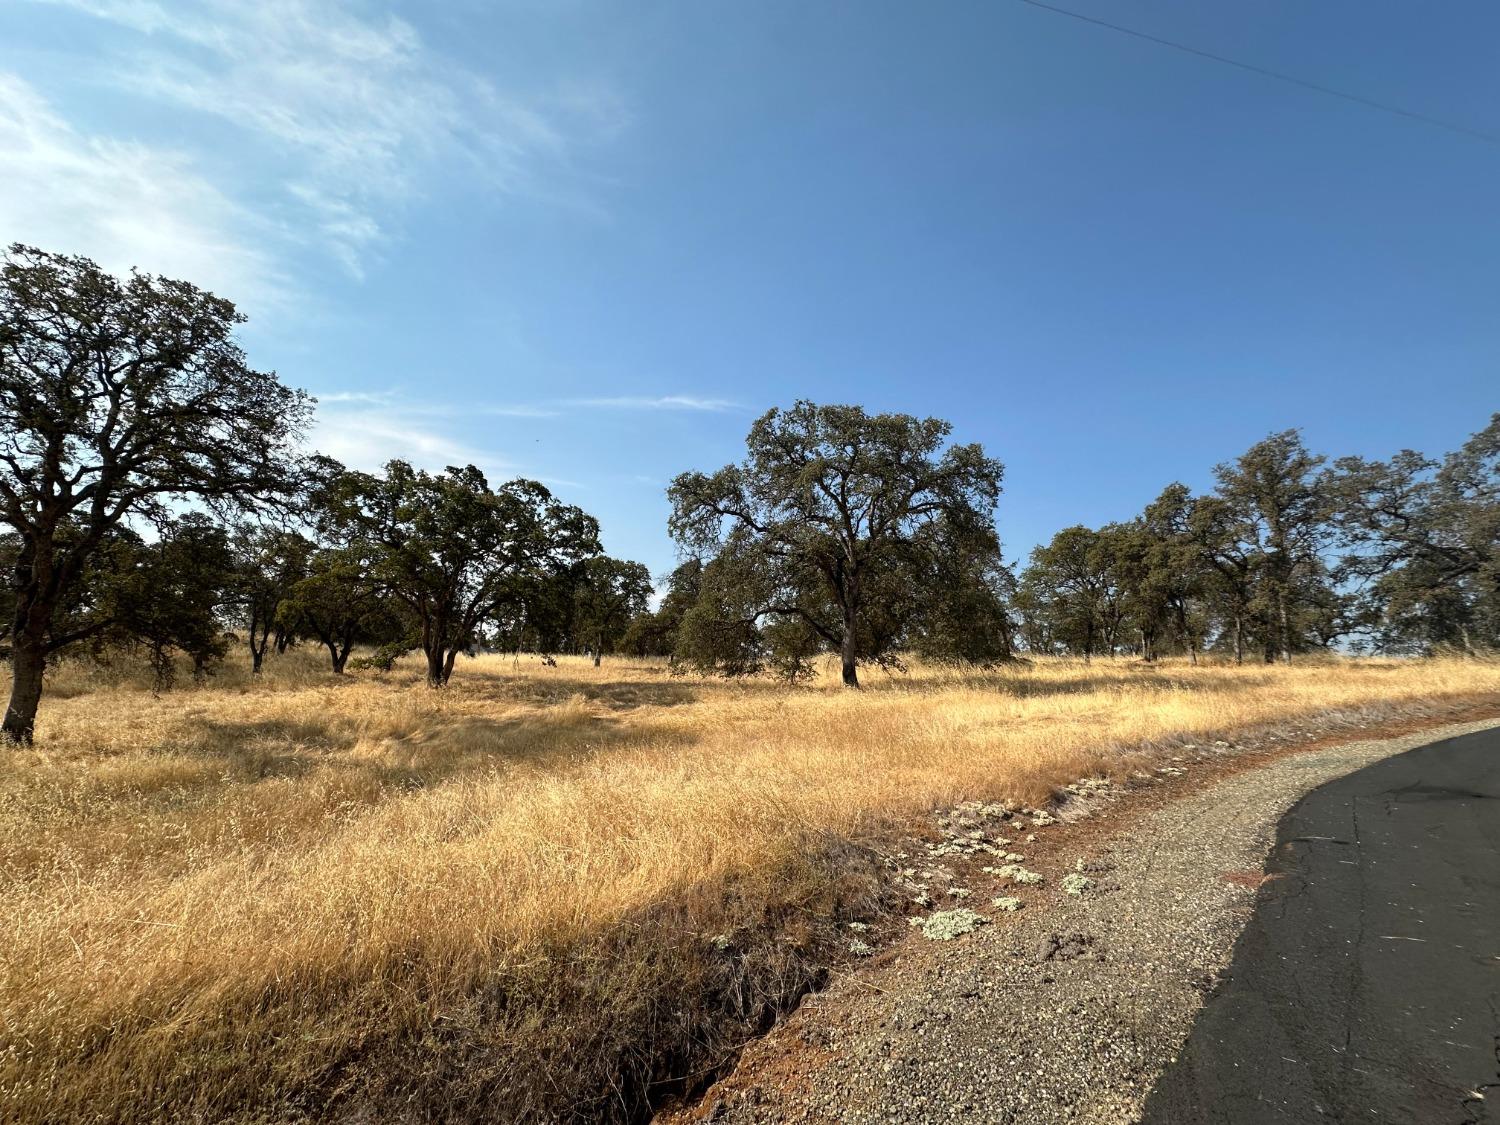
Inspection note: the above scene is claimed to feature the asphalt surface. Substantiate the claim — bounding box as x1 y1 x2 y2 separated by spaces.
1142 727 1500 1125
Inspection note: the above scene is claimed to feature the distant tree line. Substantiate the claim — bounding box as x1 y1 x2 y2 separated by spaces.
1013 423 1500 662
3 243 1497 742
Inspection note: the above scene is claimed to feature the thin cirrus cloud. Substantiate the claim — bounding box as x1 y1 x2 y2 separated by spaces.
563 395 742 412
0 71 289 313
305 389 734 482
473 396 743 416
8 0 626 305
308 399 515 480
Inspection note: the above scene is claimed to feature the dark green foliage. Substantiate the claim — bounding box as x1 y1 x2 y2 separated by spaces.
904 535 1015 665
324 461 601 686
116 516 236 686
1017 433 1341 663
1022 525 1129 661
620 559 701 659
1212 430 1331 663
572 556 653 666
668 401 1006 686
230 524 312 674
1328 414 1500 653
1014 424 1498 662
280 545 405 674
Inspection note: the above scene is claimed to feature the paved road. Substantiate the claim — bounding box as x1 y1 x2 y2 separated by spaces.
1142 727 1500 1124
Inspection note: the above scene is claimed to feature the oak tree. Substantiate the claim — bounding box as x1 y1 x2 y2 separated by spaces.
668 402 1003 686
335 461 599 687
572 556 653 666
0 245 308 743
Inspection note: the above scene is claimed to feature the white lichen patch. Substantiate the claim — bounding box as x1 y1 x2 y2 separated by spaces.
992 896 1024 912
1066 777 1112 795
1027 809 1059 827
848 939 874 956
929 801 1020 857
846 921 870 932
1060 872 1094 896
919 908 989 941
947 887 972 899
996 864 1045 886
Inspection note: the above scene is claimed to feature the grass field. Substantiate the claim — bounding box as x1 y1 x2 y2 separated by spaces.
3 651 1497 1122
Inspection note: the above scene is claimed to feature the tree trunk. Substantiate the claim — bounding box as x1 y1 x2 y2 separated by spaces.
1174 601 1198 666
1277 594 1293 665
425 646 446 688
840 613 859 688
249 615 271 675
2 633 46 745
248 609 268 674
326 640 349 674
442 648 458 684
593 630 603 668
1232 612 1245 665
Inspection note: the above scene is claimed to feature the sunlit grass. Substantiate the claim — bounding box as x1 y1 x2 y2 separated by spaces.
3 649 1497 1121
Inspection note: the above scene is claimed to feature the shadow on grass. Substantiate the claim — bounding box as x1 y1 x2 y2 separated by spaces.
460 675 705 712
450 668 835 711
991 671 1280 699
183 705 701 791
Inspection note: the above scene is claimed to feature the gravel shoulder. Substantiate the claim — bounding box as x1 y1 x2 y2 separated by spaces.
667 712 1500 1124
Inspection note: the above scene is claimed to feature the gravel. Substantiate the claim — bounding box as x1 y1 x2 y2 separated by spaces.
686 715 1500 1125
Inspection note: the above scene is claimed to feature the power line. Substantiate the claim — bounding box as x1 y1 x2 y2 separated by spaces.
1014 0 1500 147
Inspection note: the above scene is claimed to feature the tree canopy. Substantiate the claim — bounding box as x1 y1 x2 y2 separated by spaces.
325 461 601 686
1 244 309 742
668 401 1005 686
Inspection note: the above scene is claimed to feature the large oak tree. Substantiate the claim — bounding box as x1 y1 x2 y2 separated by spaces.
0 245 308 743
1329 414 1500 652
668 401 1003 687
331 461 600 686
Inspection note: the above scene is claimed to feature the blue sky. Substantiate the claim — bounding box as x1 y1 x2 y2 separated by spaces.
3 1 1496 582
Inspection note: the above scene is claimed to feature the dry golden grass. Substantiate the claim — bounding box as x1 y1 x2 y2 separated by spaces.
2 650 1497 1122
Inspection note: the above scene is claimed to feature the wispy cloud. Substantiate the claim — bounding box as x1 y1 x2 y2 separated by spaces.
13 0 625 294
301 386 735 483
308 399 514 479
310 390 742 425
311 389 402 406
564 395 742 412
0 72 287 310
479 404 564 419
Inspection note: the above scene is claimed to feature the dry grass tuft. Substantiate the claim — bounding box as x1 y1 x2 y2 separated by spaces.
2 650 1497 1122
